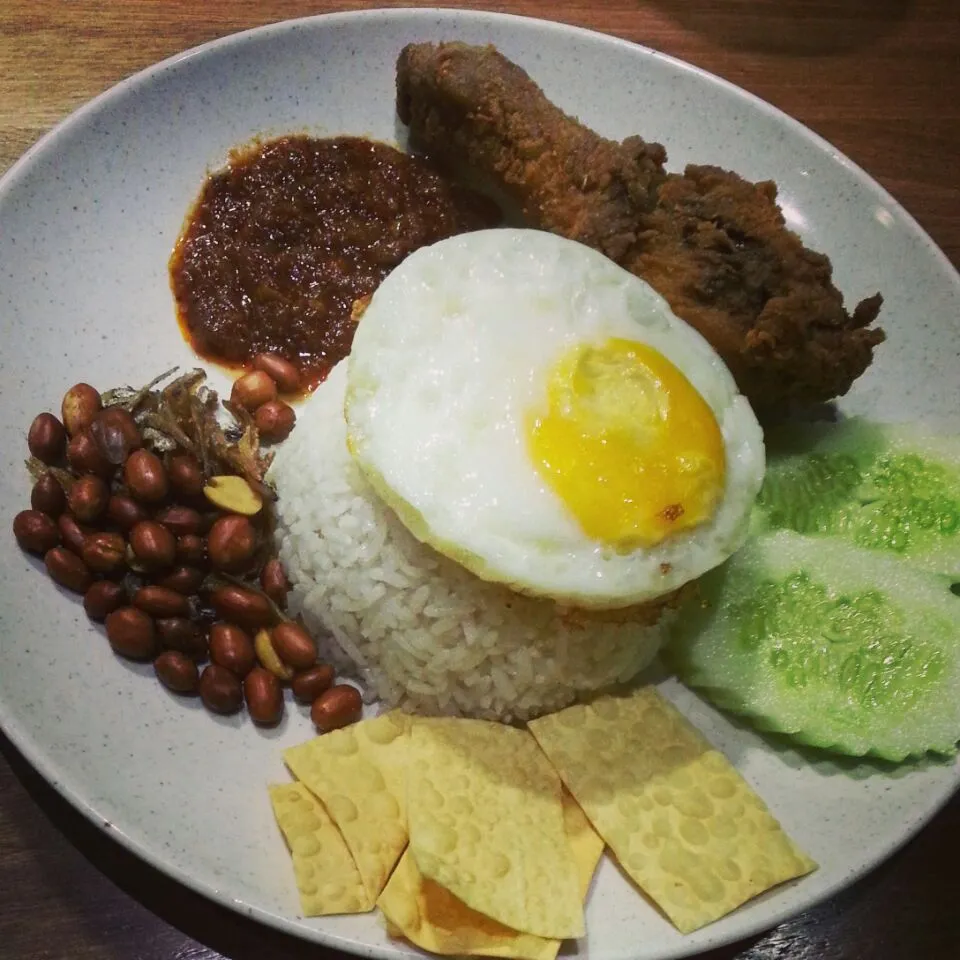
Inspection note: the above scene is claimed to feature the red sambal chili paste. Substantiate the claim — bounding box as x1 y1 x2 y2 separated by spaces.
170 135 499 391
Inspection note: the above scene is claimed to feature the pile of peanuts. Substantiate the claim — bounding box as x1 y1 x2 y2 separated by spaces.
229 354 298 443
12 357 363 734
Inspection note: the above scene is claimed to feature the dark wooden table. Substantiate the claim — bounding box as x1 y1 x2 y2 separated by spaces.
2 2 958 958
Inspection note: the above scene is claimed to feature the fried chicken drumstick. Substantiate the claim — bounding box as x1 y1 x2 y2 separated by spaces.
397 42 884 418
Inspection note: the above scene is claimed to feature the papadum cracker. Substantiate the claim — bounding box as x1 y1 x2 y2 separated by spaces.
379 851 557 960
379 790 604 959
268 782 373 916
407 717 584 939
529 687 816 933
561 788 605 891
283 711 410 901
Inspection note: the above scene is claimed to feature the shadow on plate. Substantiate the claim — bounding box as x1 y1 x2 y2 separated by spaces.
646 0 912 56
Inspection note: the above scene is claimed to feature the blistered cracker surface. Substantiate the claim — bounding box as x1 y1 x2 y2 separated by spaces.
406 717 584 940
283 712 410 901
268 782 373 916
560 788 606 898
378 788 604 959
529 687 817 934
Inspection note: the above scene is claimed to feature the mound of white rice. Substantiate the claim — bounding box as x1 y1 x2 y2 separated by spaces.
268 363 666 721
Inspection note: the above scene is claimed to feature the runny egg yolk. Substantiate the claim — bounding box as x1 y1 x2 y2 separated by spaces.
526 338 726 550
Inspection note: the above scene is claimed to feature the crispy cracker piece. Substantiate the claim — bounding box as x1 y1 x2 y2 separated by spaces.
283 712 410 901
378 790 603 959
561 788 605 895
378 851 557 960
529 687 816 934
268 782 373 916
406 717 584 940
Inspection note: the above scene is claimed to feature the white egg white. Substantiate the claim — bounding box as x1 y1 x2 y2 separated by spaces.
345 228 765 608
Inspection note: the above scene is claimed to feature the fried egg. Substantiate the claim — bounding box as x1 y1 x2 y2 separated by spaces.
345 228 764 608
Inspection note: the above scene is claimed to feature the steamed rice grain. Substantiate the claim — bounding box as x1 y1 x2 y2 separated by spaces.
268 363 666 721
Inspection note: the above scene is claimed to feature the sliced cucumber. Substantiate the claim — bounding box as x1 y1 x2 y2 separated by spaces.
666 530 960 761
756 419 960 577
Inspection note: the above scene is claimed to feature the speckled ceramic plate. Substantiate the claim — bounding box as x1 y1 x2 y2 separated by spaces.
1 8 958 960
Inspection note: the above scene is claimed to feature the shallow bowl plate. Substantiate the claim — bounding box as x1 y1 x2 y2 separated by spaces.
1 8 958 960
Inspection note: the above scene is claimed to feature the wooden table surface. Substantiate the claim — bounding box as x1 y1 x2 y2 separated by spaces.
1 1 958 959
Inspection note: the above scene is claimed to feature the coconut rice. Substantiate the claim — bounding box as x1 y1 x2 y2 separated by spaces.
268 362 667 721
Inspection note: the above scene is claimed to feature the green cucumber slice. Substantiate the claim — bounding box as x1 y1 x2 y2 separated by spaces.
666 530 960 761
755 419 960 577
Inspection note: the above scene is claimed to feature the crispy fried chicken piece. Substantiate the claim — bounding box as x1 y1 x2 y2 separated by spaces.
396 41 884 418
629 166 884 415
397 41 667 261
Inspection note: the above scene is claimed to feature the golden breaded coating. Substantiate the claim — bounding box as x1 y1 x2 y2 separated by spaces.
629 166 884 416
396 42 884 418
397 41 667 261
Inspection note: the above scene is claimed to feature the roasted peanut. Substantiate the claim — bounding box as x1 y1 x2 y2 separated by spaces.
28 412 67 464
61 383 102 437
175 534 207 567
83 580 126 622
291 663 335 704
67 474 109 523
203 475 262 515
252 353 301 394
254 399 296 443
260 557 290 610
254 628 294 681
207 514 257 572
259 558 289 608
67 430 113 478
231 370 277 411
133 585 191 618
44 546 93 593
209 623 256 677
129 520 176 569
167 453 205 498
198 663 243 714
244 666 284 726
156 617 207 659
31 472 67 517
124 449 169 503
81 531 127 574
209 585 272 628
271 622 317 670
105 606 157 660
13 510 60 555
91 407 141 465
155 504 203 537
154 650 200 694
57 513 91 555
310 684 362 733
155 565 205 596
107 493 150 531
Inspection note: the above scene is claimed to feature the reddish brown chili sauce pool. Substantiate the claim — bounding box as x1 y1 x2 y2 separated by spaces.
170 136 499 390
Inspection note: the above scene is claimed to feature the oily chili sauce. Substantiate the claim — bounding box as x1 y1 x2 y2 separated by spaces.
170 136 499 390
